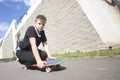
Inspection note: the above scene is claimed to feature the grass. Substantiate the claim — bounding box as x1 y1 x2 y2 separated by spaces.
0 57 16 62
53 48 120 58
1 48 120 61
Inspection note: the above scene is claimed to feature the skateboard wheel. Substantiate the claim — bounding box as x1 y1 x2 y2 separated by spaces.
23 66 28 70
16 58 19 62
46 67 51 73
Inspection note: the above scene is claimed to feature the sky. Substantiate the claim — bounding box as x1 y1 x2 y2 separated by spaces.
0 0 33 42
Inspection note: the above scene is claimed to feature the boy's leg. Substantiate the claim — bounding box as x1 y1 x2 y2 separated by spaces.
38 49 48 61
16 50 36 65
16 49 48 65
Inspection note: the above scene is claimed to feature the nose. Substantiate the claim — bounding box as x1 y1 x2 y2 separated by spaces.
39 24 42 27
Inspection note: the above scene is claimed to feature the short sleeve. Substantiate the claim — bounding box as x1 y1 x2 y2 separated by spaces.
26 26 36 38
41 30 47 42
19 26 36 50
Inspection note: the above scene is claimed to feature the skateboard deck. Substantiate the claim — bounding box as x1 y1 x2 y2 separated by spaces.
23 59 64 72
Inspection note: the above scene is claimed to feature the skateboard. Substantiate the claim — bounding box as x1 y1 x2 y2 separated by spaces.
23 59 64 72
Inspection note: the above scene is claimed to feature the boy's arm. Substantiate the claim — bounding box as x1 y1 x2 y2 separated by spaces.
42 41 56 59
29 37 46 68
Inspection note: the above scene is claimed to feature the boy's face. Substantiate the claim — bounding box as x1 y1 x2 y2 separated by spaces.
35 19 46 31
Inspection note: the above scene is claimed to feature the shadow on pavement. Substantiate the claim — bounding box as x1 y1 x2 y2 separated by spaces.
23 65 67 72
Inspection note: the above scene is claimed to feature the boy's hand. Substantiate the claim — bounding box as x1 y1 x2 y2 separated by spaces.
37 61 47 68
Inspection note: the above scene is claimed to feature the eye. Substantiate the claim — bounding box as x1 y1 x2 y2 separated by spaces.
38 23 42 25
38 23 45 26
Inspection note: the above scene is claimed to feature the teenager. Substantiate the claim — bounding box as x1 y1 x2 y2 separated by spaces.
16 15 56 68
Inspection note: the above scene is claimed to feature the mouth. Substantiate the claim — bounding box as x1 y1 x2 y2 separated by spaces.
38 28 43 31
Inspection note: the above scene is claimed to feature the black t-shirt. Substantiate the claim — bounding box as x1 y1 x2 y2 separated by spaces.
19 26 47 50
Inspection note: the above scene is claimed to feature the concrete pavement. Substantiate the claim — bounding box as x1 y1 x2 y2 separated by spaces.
0 57 120 80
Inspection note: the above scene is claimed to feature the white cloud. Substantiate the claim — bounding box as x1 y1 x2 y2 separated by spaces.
23 0 32 6
24 0 38 6
11 0 22 3
0 38 2 42
0 22 9 32
0 0 3 2
0 22 9 38
0 38 2 41
11 0 34 6
0 0 36 6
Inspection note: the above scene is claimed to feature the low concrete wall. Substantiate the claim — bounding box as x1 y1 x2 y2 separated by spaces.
2 29 14 58
0 20 16 59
